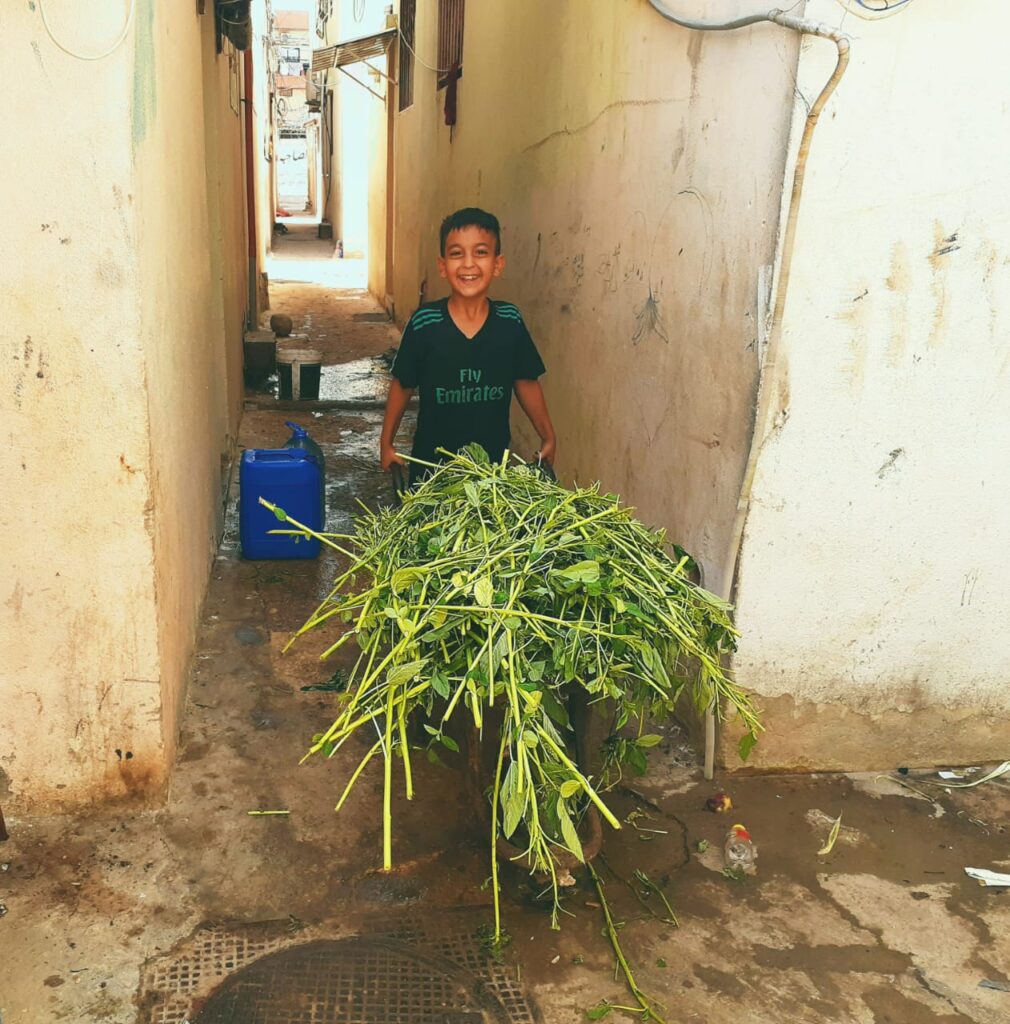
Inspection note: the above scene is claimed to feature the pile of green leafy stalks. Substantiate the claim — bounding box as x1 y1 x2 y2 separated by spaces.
268 446 761 938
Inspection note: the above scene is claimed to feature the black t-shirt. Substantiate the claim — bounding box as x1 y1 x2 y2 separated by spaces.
391 298 546 471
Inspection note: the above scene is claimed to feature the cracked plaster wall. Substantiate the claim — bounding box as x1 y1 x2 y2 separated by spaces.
382 0 800 586
0 2 247 810
731 0 1010 768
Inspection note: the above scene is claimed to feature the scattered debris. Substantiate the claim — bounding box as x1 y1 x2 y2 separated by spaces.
551 954 560 964
300 669 347 692
588 863 669 1023
634 870 679 927
0 903 7 917
817 813 843 856
572 954 585 965
695 839 710 854
979 979 1010 993
247 810 291 817
924 761 1010 790
705 792 733 813
964 867 1010 888
724 824 757 876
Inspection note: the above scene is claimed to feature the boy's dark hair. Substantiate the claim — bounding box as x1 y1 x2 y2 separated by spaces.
439 207 501 256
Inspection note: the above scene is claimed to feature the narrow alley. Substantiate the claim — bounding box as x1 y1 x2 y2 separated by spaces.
6 2 1010 1023
3 235 1010 1023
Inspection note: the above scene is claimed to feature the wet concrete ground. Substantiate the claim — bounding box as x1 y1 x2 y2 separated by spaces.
3 233 1010 1022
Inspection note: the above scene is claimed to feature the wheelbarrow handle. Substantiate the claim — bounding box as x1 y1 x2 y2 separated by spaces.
536 454 556 482
390 463 407 506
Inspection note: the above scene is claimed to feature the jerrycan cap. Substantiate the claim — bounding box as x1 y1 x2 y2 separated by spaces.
285 421 308 439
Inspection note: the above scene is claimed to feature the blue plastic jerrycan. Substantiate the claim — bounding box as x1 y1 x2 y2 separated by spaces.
240 448 322 560
284 420 325 526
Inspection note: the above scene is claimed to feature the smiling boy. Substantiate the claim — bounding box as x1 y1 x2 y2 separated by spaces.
380 207 556 483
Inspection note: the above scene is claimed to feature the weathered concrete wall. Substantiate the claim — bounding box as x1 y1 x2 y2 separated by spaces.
730 0 1010 769
323 0 388 256
135 2 247 782
388 0 799 584
250 1 274 301
366 88 391 301
0 2 246 810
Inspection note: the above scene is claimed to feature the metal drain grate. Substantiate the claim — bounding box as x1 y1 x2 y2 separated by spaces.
193 938 507 1023
139 911 537 1024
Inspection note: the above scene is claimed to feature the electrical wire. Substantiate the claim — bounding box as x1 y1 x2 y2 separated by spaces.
38 0 135 61
397 24 452 74
835 0 915 18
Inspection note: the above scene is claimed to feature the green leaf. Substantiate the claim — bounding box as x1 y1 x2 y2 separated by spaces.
386 659 426 688
474 577 494 608
559 779 581 799
586 1001 612 1020
541 690 570 729
526 661 546 682
439 734 459 752
392 567 423 592
557 800 584 863
626 744 648 777
637 734 662 748
557 560 600 584
738 731 758 762
430 671 451 699
502 765 526 839
451 572 467 591
503 616 521 630
464 481 480 507
522 732 538 748
271 506 288 522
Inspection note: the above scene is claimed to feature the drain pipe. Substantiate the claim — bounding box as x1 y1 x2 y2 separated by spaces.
646 2 850 779
243 46 259 330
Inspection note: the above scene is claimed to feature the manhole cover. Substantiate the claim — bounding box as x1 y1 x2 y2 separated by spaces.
192 937 509 1023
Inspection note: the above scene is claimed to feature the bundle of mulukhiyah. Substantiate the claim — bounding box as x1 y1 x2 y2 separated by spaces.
269 446 761 938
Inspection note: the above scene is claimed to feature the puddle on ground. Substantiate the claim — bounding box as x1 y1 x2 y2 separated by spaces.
243 359 391 403
317 358 390 402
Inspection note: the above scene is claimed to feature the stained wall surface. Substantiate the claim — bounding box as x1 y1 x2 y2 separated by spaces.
0 2 247 809
385 0 799 596
731 0 1010 768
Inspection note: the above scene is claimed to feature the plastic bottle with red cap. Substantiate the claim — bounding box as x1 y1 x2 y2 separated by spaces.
724 823 758 875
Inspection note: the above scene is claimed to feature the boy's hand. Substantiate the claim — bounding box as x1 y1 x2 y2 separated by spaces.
380 442 406 471
514 379 557 470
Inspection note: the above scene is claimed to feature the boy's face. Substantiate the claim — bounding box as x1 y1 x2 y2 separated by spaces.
438 226 504 300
